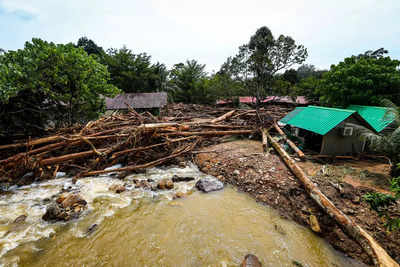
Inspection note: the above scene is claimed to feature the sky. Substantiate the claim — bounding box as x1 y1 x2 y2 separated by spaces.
0 0 399 73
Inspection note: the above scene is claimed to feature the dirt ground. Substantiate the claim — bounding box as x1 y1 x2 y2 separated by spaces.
195 140 400 266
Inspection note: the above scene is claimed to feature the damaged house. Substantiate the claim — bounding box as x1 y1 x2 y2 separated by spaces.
105 92 168 114
279 106 378 155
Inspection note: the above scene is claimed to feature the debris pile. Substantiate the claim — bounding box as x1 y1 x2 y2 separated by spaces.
0 104 285 184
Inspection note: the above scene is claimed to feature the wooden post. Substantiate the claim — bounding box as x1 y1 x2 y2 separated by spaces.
273 123 305 158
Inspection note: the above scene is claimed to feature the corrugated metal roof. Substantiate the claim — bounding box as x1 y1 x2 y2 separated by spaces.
105 92 168 110
279 106 356 135
347 105 395 133
279 107 305 124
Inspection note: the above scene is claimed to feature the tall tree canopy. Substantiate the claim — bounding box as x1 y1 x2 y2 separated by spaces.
0 38 119 138
77 37 105 57
167 60 210 103
103 46 167 93
318 49 400 107
226 26 308 104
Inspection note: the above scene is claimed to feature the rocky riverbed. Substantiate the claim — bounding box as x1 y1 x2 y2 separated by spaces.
0 163 365 266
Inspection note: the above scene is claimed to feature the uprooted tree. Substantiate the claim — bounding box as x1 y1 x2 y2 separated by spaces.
0 38 120 140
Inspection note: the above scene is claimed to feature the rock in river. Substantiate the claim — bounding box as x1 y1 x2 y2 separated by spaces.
157 179 174 190
109 184 126 193
195 177 223 193
241 254 262 267
43 193 87 222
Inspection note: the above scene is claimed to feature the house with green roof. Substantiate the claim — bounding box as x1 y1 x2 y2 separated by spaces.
279 106 376 155
346 105 396 133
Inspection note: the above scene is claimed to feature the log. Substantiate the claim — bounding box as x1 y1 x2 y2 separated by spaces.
266 130 398 267
210 110 236 123
163 130 254 137
40 149 107 166
0 136 62 151
273 123 305 158
261 129 268 153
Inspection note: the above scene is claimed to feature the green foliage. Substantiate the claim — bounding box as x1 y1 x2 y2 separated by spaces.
77 37 105 57
363 192 396 212
317 49 400 107
167 60 210 103
282 69 299 85
363 176 400 231
103 46 167 93
0 38 119 137
226 26 308 105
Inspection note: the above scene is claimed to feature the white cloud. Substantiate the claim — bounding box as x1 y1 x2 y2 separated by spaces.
1 0 399 72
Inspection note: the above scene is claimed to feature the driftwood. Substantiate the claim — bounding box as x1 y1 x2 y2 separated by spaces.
273 123 305 158
0 136 62 151
163 130 254 137
261 128 268 153
210 110 236 123
266 130 398 267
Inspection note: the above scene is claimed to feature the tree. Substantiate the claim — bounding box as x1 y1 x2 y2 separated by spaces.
317 49 400 107
229 26 308 105
0 38 119 138
77 37 105 57
167 60 209 103
103 46 167 93
282 69 299 84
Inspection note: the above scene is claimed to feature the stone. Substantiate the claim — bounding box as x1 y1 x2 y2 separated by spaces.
157 179 174 190
233 170 240 176
172 175 194 182
241 254 262 267
42 204 66 221
60 194 87 209
352 195 361 204
137 180 152 190
195 178 224 193
109 184 126 193
309 215 321 233
174 192 186 199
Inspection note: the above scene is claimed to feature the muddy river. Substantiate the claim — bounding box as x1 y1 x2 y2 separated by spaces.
0 164 364 266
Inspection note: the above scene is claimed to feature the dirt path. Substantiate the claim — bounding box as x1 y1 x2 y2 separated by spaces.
195 140 400 266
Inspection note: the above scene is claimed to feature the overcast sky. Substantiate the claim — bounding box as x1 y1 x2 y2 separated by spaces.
1 0 399 72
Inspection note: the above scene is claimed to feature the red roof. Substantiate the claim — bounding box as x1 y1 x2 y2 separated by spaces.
216 96 308 105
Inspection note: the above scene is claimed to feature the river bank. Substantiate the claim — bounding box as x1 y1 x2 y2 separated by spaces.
195 140 400 266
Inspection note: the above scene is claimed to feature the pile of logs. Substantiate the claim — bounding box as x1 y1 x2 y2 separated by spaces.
0 107 267 184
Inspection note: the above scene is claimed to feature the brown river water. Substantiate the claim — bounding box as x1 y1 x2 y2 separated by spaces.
0 164 365 266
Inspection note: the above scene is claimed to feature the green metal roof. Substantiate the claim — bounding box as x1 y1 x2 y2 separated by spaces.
279 106 356 135
347 105 395 133
279 107 305 124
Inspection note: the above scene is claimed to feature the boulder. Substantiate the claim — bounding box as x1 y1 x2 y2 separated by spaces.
59 193 87 209
172 175 194 182
195 178 223 193
42 204 67 221
157 179 174 190
241 254 262 267
44 193 87 222
136 180 152 190
109 184 126 193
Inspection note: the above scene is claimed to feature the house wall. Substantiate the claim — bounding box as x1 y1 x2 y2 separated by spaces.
320 118 365 155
